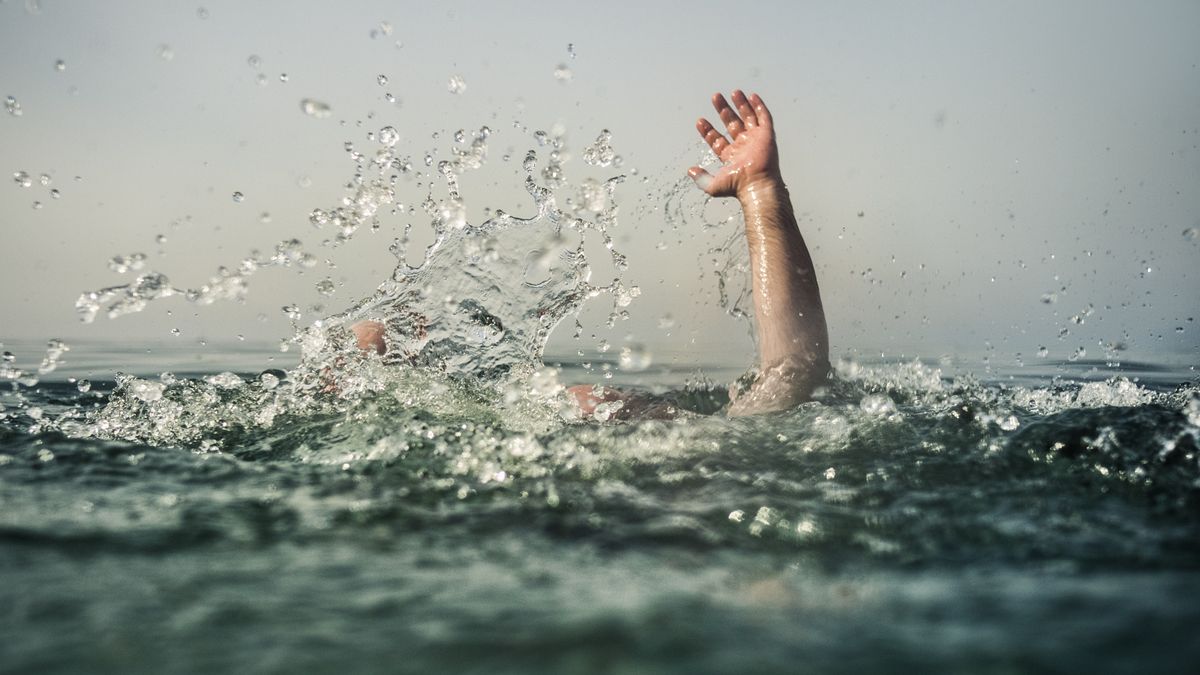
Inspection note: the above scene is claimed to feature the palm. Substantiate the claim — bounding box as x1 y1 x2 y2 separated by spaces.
689 91 780 198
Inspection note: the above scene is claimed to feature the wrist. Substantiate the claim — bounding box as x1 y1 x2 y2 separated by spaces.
736 172 788 208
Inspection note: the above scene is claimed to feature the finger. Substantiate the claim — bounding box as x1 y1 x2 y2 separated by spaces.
687 166 714 193
712 92 745 139
732 89 758 128
750 92 773 130
696 118 730 157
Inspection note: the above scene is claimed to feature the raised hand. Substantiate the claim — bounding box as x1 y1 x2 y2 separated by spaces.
688 90 781 198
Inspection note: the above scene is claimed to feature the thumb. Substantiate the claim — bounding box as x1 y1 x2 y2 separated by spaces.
687 166 713 192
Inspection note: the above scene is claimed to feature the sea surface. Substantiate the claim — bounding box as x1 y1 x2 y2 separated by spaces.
2 341 1198 674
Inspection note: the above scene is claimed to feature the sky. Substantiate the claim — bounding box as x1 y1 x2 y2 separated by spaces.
2 0 1198 372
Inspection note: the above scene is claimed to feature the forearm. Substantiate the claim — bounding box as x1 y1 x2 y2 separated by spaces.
738 176 829 373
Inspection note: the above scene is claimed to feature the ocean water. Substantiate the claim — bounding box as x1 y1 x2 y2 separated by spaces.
1 340 1198 674
4 81 1199 673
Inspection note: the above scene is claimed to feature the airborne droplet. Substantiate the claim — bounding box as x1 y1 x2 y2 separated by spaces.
300 99 332 118
447 74 466 94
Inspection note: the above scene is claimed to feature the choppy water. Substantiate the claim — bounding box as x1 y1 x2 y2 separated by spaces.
5 72 1199 672
2 341 1198 674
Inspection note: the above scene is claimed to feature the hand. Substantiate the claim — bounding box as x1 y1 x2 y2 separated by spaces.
688 90 781 199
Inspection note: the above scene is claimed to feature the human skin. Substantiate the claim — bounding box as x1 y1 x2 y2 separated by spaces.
686 90 830 415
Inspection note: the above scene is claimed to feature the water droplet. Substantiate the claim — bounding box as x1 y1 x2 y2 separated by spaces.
13 171 31 187
255 73 268 87
158 44 175 61
1068 346 1086 362
49 188 60 199
553 64 572 83
31 201 42 209
196 6 209 19
377 74 388 86
315 278 336 296
38 173 51 186
1040 292 1057 304
247 54 261 69
567 43 576 59
582 129 616 167
130 379 166 402
378 125 400 146
156 234 167 244
76 379 91 393
282 304 302 320
259 212 271 223
1037 346 1049 358
5 95 22 117
170 328 181 336
279 72 288 83
232 191 244 202
259 371 280 389
447 74 466 94
300 98 332 118
1184 227 1199 241
617 343 651 371
824 467 837 480
54 59 66 72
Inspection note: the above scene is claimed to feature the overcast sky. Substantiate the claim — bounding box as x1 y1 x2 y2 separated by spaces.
2 0 1197 370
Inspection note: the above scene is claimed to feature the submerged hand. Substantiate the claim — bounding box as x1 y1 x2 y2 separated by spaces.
688 90 780 198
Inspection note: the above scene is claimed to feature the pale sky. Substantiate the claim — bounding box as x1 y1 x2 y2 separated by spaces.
2 0 1198 371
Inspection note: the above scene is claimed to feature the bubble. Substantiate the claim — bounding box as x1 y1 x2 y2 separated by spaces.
54 59 66 72
232 191 244 202
617 344 651 372
158 44 175 61
378 125 400 146
315 278 336 296
300 99 332 118
553 64 572 83
377 74 388 86
5 95 23 116
13 171 32 187
447 74 466 94
247 54 262 68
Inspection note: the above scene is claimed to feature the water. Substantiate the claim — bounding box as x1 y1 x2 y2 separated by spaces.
2 340 1198 673
4 74 1199 675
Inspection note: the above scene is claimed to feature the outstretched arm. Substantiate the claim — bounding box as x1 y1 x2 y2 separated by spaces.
689 90 829 415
